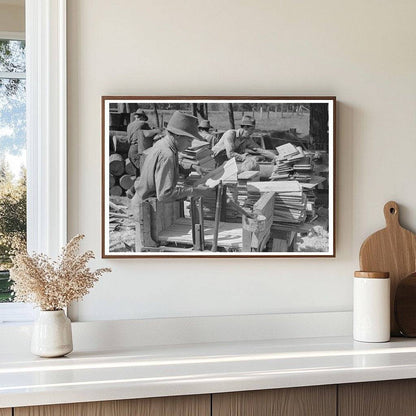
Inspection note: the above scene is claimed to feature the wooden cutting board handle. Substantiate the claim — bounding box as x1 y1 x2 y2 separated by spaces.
384 201 400 228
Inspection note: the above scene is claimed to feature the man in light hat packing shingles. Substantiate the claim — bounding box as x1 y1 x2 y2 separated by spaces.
131 111 210 205
197 119 217 148
212 115 277 166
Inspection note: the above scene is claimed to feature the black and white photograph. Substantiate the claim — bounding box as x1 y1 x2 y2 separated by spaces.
102 97 335 257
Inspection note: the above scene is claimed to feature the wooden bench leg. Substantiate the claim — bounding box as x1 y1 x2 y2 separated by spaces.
135 200 158 252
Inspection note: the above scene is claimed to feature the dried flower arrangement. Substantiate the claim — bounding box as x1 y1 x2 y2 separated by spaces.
10 234 111 311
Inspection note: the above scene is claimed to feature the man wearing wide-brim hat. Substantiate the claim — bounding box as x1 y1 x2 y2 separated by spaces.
198 119 217 148
127 109 162 173
132 111 210 203
212 115 277 166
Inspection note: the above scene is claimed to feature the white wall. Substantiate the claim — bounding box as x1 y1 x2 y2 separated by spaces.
0 3 24 33
67 0 416 322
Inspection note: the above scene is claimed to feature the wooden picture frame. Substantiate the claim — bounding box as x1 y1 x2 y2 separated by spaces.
102 96 336 258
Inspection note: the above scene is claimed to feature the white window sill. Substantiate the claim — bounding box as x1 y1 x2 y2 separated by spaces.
0 303 35 324
1 331 416 408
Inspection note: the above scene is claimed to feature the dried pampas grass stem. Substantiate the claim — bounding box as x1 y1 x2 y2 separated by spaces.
10 234 111 311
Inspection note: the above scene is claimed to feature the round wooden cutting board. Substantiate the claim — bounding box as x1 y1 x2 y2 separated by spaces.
359 201 416 336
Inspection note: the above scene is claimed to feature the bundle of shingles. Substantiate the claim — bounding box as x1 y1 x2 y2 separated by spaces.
181 158 240 222
182 176 239 222
245 181 307 232
233 171 261 220
202 185 240 222
270 143 320 221
271 143 313 182
179 140 215 171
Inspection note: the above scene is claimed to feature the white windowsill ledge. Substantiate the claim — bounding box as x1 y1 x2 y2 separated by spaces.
1 331 416 409
0 303 36 324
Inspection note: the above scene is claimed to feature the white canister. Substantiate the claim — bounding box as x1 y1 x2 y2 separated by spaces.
353 271 390 342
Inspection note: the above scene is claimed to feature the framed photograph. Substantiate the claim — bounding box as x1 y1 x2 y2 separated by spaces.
102 96 336 258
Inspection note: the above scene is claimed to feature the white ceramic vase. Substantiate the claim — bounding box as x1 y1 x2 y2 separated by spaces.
31 310 73 358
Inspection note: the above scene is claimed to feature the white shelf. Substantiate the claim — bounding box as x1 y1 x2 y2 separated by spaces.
2 334 416 408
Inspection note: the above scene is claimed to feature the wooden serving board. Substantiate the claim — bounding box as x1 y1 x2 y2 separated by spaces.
359 201 416 336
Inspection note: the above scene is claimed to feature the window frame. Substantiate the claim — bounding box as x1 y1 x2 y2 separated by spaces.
0 0 67 323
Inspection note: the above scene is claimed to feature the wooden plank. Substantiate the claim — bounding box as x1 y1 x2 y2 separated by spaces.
338 380 416 416
253 192 275 216
299 176 326 189
198 197 205 250
212 386 336 416
163 201 175 230
166 201 177 227
174 199 181 219
247 181 301 193
258 230 271 251
194 224 202 250
15 395 210 416
212 183 224 251
272 238 288 252
194 158 238 188
0 409 12 416
242 192 275 252
159 218 242 248
242 229 253 252
220 184 227 222
135 200 157 251
237 171 261 181
190 197 198 247
135 199 183 250
150 199 163 239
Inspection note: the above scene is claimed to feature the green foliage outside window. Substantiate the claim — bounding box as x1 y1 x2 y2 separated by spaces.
0 161 26 302
0 39 26 302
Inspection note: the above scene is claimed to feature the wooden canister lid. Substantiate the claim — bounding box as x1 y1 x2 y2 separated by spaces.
354 271 390 279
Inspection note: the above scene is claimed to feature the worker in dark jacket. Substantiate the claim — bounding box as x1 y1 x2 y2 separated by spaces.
132 111 209 204
127 109 161 172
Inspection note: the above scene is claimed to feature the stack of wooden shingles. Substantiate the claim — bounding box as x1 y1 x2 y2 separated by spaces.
109 132 137 197
272 143 313 181
234 171 261 220
179 140 215 171
245 181 307 232
202 185 239 222
271 143 316 220
182 172 239 222
302 184 317 220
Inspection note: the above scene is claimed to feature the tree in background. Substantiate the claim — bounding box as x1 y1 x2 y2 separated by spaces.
0 40 26 155
0 39 27 302
0 159 26 269
309 104 329 151
0 160 26 302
